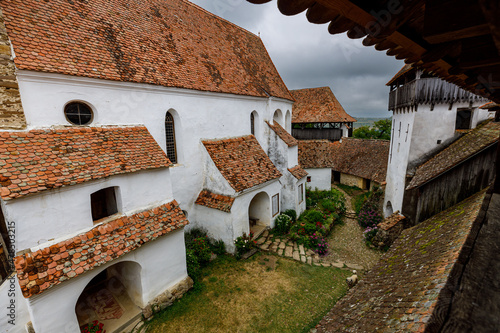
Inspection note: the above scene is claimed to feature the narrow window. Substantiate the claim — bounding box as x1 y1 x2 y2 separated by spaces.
272 194 279 216
456 109 472 130
165 112 177 164
250 113 255 135
298 184 304 203
64 102 93 125
91 187 118 222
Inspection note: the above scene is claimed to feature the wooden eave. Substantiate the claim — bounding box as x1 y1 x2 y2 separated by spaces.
247 0 500 103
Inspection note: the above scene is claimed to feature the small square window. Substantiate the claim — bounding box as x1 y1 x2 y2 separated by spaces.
91 187 118 222
272 194 279 217
307 176 311 183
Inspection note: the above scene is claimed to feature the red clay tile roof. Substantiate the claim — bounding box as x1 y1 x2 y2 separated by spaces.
0 126 170 200
202 135 281 192
378 211 405 231
290 87 356 123
2 0 292 101
298 140 335 169
331 138 389 183
316 189 487 333
195 190 234 213
479 101 500 110
299 138 389 183
288 165 308 180
386 64 414 86
14 200 188 298
266 121 298 147
407 120 500 189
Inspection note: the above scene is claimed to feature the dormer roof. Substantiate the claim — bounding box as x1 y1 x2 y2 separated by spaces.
202 135 281 192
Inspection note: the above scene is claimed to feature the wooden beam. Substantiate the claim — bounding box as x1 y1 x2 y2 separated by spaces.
479 0 500 54
328 16 356 35
306 3 340 24
277 0 316 16
423 0 490 44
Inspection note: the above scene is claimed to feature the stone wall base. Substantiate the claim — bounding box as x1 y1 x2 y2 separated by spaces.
142 276 194 320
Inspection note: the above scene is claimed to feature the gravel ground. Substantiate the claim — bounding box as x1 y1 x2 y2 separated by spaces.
323 186 382 271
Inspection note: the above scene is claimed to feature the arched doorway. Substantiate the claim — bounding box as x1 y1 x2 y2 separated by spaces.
248 192 270 237
75 261 143 332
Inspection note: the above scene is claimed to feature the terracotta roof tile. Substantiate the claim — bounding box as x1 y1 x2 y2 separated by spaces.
331 138 389 183
316 190 487 332
0 126 170 200
298 140 334 169
298 138 389 183
288 165 308 180
14 200 188 298
266 121 298 147
202 135 281 192
290 87 356 123
378 211 405 231
2 0 292 101
408 120 500 189
195 190 234 213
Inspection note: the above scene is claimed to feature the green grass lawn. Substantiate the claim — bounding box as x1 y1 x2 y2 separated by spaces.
144 253 350 333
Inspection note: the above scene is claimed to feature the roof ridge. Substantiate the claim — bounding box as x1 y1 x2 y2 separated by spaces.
181 0 259 39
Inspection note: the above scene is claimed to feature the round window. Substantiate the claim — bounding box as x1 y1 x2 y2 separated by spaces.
64 102 93 125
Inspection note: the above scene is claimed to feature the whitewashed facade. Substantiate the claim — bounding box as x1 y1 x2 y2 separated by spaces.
384 67 492 217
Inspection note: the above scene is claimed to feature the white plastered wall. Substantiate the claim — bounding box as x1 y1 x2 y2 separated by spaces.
383 100 491 217
16 71 294 226
384 109 415 216
304 168 331 191
194 180 281 252
2 168 173 252
26 229 187 333
408 101 490 165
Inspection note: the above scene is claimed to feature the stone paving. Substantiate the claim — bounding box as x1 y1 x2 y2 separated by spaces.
255 229 364 271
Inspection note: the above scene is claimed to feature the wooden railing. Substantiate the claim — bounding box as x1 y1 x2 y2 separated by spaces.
388 78 487 111
292 128 342 141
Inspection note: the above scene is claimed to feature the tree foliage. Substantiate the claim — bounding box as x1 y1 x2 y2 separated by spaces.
353 118 391 140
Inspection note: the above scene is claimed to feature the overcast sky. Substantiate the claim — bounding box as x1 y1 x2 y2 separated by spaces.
190 0 404 118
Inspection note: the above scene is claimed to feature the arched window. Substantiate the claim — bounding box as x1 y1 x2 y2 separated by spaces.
165 112 177 164
250 113 255 135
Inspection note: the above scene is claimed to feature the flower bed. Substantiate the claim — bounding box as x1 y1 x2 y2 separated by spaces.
271 188 346 256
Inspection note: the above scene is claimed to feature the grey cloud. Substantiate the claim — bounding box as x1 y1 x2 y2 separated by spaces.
189 0 403 118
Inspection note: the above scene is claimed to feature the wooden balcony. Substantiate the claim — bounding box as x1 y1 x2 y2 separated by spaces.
292 128 342 141
388 78 487 111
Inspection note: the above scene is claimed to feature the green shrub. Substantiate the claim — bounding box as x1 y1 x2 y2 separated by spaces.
299 209 325 224
282 209 297 223
185 227 209 249
274 214 292 235
192 237 212 264
353 192 370 215
234 232 256 259
186 248 201 280
210 239 226 255
320 199 336 213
